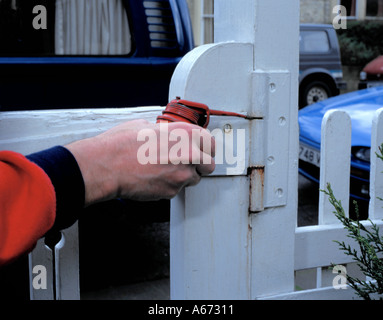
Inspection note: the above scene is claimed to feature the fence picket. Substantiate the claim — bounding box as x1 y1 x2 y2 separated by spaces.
369 108 383 220
318 110 352 224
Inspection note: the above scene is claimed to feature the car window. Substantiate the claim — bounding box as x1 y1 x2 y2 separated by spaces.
300 30 330 53
0 0 132 56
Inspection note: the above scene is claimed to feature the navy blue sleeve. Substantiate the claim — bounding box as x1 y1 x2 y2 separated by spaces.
26 146 85 231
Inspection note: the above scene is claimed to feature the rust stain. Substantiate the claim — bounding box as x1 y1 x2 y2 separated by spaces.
248 166 265 213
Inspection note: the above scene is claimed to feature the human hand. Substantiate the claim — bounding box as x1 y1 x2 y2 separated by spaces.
66 119 215 205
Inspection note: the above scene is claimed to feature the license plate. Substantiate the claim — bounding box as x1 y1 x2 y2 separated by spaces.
299 143 320 167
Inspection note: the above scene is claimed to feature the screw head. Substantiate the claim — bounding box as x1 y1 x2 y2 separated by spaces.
223 124 232 133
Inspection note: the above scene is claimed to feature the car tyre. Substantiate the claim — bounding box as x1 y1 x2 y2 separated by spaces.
300 80 332 108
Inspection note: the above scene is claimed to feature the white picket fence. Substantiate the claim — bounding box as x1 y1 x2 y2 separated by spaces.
281 108 383 300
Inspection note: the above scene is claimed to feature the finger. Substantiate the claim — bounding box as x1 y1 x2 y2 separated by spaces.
200 132 216 158
169 122 216 158
192 127 216 158
185 166 202 187
195 155 216 175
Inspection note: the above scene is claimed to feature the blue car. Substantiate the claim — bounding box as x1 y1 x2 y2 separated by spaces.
299 86 383 207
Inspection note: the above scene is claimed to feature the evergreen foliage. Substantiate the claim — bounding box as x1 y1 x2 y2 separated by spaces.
336 21 383 66
323 144 383 300
324 184 383 299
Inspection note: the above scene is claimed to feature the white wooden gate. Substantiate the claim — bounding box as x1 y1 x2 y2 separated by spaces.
1 0 383 300
168 0 383 300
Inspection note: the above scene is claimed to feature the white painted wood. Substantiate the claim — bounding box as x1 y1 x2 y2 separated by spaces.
262 71 291 208
369 108 383 220
247 0 300 298
260 280 382 300
169 0 300 300
207 116 250 177
215 0 300 72
28 239 54 300
295 220 383 270
171 177 251 299
258 285 361 300
169 42 254 300
318 110 352 224
214 0 257 45
0 107 162 154
169 42 254 114
55 224 80 300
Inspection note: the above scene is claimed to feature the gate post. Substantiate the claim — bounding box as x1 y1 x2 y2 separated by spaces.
169 0 299 299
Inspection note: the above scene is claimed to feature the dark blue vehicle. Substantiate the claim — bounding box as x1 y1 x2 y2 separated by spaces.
299 24 346 108
0 0 193 111
299 86 383 216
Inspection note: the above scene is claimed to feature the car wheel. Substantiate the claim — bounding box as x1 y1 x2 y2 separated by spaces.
300 81 331 108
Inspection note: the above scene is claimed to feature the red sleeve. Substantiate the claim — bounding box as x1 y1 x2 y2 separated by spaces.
0 151 56 266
